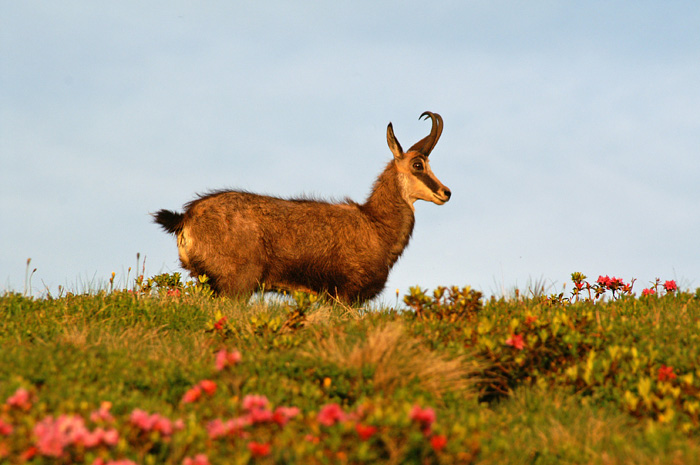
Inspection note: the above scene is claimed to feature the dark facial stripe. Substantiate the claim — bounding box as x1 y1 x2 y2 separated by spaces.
415 171 441 193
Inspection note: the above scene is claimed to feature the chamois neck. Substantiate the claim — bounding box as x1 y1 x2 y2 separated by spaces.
361 161 416 266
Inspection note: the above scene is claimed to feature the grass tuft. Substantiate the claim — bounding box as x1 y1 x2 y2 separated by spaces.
304 321 483 399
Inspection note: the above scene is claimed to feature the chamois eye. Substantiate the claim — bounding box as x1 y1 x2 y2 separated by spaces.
412 161 424 171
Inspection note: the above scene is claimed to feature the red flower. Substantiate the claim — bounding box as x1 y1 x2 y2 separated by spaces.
355 423 378 440
181 386 202 404
273 406 300 426
167 289 181 297
248 441 271 457
20 447 37 461
430 434 448 452
663 280 677 292
0 419 13 436
90 401 115 423
642 288 656 297
505 334 525 350
213 317 228 331
199 380 217 396
317 403 346 426
598 275 625 290
658 365 677 382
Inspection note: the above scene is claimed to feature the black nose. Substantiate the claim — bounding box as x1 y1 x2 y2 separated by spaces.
443 189 451 199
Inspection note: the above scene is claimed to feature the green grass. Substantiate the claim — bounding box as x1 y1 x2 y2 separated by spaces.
1 276 699 464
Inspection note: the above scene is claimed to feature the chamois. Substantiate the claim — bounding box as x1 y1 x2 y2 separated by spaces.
153 111 451 303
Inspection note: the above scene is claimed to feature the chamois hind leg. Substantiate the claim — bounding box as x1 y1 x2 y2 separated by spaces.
183 254 259 300
214 270 262 300
209 257 265 300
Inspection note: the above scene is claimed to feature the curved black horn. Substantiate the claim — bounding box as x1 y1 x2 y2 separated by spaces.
407 111 443 156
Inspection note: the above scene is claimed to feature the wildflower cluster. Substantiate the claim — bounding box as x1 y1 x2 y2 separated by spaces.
641 279 678 297
569 273 679 302
1 344 467 464
2 392 121 463
569 273 635 301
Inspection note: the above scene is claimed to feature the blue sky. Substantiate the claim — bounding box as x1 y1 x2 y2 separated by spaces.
2 2 699 303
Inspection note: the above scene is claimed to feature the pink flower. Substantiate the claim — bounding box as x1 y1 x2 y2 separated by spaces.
32 414 119 453
658 365 677 382
505 333 525 350
206 417 249 439
34 415 89 457
430 434 448 451
215 349 242 371
248 407 274 424
355 423 378 440
663 280 677 292
642 288 656 297
317 403 346 426
6 388 32 410
129 409 148 427
167 288 181 297
199 380 217 396
248 441 271 457
33 416 70 457
129 409 182 436
206 419 229 439
182 386 203 403
101 428 119 446
409 405 436 430
242 394 269 411
183 454 210 465
410 405 437 435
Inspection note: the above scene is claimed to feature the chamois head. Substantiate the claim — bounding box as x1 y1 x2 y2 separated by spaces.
386 111 451 208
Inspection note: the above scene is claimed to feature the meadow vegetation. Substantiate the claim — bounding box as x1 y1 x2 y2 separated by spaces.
1 271 700 464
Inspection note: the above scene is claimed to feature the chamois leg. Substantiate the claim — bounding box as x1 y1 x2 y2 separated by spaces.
209 258 264 299
183 252 260 299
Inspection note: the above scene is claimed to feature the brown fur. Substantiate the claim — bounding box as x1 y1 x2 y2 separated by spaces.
154 112 450 303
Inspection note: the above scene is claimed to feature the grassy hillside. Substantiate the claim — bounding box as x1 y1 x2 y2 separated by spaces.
1 273 699 464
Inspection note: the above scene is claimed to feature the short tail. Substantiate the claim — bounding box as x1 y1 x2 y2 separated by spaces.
153 209 184 235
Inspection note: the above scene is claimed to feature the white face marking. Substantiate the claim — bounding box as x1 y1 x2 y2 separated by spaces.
397 172 417 211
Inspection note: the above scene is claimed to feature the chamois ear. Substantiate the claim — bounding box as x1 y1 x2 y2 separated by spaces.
386 122 404 160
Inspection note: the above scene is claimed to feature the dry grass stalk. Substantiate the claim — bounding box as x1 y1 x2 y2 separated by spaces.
304 321 482 398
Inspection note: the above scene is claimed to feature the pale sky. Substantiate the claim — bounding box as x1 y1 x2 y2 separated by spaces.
2 2 699 303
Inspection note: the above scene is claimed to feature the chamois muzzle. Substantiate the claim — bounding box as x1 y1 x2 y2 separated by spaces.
432 187 451 205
